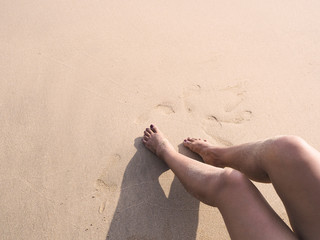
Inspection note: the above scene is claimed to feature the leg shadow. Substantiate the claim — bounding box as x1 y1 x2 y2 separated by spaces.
106 138 200 240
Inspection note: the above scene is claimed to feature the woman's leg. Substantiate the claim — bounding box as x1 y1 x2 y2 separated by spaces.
143 125 297 240
184 135 320 240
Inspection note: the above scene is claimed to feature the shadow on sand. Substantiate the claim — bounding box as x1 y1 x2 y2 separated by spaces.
106 137 200 240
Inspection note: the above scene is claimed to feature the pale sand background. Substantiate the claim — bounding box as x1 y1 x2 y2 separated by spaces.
1 0 320 239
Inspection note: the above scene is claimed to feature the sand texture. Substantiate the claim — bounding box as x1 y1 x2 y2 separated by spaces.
1 0 320 239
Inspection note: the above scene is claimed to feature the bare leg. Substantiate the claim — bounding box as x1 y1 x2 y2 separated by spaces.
184 136 320 240
143 125 297 240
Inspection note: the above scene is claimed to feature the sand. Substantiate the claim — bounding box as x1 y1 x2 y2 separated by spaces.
1 0 320 239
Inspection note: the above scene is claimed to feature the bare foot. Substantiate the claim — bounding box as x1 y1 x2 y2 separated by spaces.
183 138 224 167
142 124 175 158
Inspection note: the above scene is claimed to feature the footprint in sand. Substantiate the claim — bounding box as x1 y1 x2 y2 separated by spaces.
206 110 253 125
95 154 121 213
95 179 118 213
134 102 176 124
182 82 252 123
155 103 175 114
203 113 253 147
219 82 248 113
182 84 202 113
182 82 252 146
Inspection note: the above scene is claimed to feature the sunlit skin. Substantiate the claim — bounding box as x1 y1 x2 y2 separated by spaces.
143 124 320 240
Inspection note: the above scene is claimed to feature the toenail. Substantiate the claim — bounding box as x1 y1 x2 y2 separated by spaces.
184 139 186 142
150 124 154 128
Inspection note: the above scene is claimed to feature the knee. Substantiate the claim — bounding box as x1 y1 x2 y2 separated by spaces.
220 167 248 185
202 168 249 207
271 135 310 165
273 135 306 155
220 168 250 194
274 135 305 149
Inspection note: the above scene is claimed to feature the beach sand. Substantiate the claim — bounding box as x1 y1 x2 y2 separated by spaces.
1 0 320 239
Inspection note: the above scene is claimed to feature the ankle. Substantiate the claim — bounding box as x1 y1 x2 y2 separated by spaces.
156 139 175 158
203 146 226 167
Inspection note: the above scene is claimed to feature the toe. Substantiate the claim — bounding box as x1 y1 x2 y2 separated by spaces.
183 139 192 148
143 135 149 141
144 130 150 137
150 124 158 133
146 128 153 135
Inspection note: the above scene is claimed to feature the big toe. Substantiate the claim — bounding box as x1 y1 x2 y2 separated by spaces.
150 124 158 133
183 138 193 149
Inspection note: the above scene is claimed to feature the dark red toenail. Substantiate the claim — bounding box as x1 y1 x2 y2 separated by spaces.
184 139 186 142
150 124 154 128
